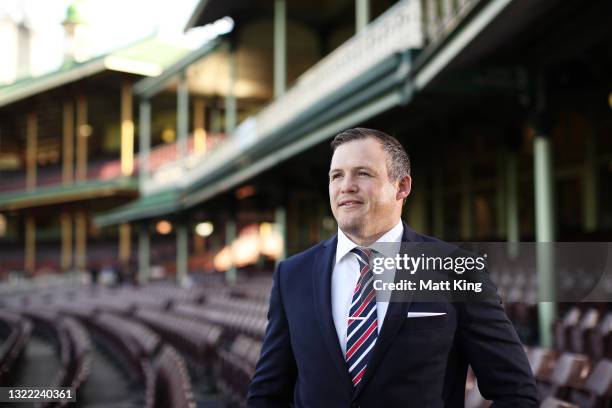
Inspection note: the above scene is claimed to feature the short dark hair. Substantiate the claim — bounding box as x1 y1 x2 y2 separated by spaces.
330 127 411 181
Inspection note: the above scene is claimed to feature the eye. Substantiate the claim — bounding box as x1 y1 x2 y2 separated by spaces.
330 173 341 181
358 171 370 176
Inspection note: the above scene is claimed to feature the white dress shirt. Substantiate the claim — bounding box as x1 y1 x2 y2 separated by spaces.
331 220 403 354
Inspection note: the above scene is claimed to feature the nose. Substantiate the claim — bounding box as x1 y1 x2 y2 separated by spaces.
339 174 358 193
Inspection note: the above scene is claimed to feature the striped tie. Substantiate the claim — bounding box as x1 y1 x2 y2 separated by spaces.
346 246 377 388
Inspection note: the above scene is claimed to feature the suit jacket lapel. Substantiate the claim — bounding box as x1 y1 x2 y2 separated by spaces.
312 235 353 391
353 222 420 398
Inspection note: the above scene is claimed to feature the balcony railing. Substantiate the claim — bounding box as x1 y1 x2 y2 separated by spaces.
143 0 483 195
144 0 424 194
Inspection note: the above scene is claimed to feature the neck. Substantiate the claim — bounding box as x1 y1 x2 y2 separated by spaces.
343 220 400 246
345 232 383 247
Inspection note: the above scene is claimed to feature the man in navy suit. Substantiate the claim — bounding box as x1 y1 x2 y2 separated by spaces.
247 128 538 407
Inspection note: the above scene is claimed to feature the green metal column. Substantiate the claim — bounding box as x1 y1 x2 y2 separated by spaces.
225 218 237 284
432 165 444 238
408 180 427 234
534 114 556 347
534 136 555 238
355 0 370 33
225 42 237 133
138 100 151 188
506 151 520 258
583 131 598 232
176 222 188 285
460 151 472 240
211 103 221 133
496 149 506 239
138 222 150 284
177 72 189 159
274 0 286 98
275 207 287 266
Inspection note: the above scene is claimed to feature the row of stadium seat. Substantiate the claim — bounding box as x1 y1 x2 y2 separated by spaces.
466 348 612 407
87 312 158 408
215 334 262 405
554 306 612 361
0 310 32 386
13 302 200 408
14 307 92 408
134 308 222 363
7 278 611 407
153 344 196 408
44 281 267 404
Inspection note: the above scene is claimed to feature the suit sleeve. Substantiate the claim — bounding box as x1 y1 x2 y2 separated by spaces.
247 261 297 407
457 269 539 408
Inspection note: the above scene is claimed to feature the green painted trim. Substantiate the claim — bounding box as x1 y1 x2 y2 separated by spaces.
94 190 180 228
0 178 138 210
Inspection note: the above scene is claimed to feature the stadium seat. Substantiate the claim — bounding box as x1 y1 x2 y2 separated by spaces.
589 313 612 361
569 308 600 354
526 347 557 382
153 345 195 408
568 359 612 408
0 311 32 386
134 308 222 364
537 353 591 400
554 307 581 353
540 397 580 408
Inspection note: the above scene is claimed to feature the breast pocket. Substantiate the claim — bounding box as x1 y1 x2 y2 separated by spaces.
404 314 448 331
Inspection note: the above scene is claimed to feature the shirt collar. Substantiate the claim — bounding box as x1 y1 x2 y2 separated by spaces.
335 220 403 264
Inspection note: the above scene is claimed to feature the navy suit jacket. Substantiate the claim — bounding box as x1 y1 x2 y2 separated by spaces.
247 223 538 407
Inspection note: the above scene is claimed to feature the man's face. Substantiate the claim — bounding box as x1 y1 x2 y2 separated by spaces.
328 137 411 244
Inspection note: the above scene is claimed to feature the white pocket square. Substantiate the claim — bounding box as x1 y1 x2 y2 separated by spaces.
406 312 447 318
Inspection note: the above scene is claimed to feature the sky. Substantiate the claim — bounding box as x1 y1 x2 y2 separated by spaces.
1 0 202 75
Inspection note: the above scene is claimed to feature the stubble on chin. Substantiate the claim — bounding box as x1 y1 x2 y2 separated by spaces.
338 218 364 239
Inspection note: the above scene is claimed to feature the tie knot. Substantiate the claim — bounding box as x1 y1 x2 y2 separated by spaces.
350 246 373 265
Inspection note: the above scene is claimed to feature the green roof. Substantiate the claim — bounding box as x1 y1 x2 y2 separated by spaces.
0 36 192 108
110 38 191 69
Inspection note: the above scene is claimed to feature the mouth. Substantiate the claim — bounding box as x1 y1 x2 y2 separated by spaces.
338 200 363 209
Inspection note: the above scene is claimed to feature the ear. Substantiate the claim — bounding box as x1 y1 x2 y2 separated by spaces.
396 175 412 201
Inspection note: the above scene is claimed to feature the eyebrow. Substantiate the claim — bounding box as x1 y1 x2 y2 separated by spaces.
328 166 376 176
